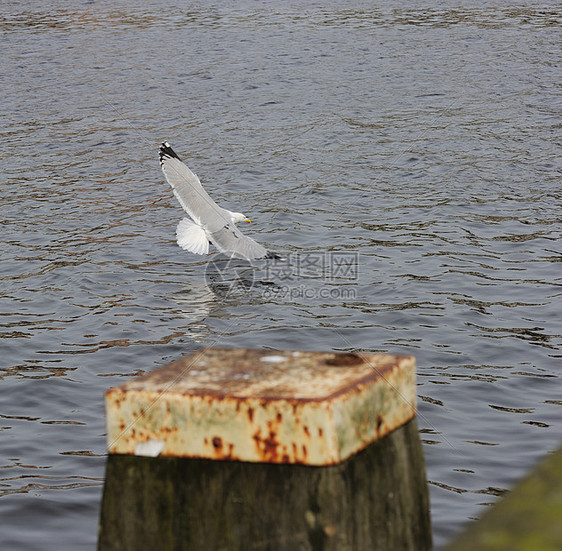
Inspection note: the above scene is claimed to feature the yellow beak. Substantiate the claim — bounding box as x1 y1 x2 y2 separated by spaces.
245 218 251 223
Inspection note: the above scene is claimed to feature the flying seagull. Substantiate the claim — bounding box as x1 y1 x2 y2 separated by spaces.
159 142 275 260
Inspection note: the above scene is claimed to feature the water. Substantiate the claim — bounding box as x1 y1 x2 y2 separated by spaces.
1 1 561 548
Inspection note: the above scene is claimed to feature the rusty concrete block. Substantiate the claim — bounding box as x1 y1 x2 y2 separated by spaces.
105 348 416 466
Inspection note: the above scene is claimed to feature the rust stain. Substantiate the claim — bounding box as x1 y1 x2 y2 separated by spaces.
105 348 416 464
114 348 412 402
264 431 278 455
252 427 282 462
324 352 363 366
376 415 384 435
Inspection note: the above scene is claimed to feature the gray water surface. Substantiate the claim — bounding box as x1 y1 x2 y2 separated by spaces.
1 1 561 549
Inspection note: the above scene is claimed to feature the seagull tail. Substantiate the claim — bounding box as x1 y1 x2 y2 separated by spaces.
176 218 209 255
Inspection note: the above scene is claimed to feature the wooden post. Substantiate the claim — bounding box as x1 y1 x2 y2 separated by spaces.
98 348 432 550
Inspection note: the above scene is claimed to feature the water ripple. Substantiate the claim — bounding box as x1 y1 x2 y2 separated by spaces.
1 1 561 549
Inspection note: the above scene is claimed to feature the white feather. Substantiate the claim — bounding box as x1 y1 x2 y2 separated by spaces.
176 217 209 255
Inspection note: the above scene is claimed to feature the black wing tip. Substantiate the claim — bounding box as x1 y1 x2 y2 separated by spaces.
159 141 181 165
264 251 282 260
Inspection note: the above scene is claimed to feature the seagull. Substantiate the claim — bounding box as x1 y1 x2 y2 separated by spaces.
159 142 276 260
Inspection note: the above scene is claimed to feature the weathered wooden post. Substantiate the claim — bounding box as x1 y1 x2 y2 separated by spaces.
98 348 432 550
443 445 562 551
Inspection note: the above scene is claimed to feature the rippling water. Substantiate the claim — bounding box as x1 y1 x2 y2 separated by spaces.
1 1 561 548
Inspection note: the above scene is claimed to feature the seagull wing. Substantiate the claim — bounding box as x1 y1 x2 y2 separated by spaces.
209 222 269 260
159 142 230 231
